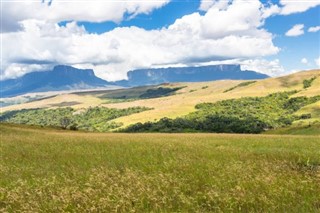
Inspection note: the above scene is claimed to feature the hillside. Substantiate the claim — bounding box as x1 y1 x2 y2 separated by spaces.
1 69 319 132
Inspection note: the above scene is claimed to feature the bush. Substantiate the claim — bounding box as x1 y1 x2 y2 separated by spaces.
299 114 312 119
303 77 316 89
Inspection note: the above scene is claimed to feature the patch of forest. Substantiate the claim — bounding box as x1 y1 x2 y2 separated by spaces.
0 106 151 132
303 76 317 89
121 91 320 133
223 81 256 93
99 86 184 101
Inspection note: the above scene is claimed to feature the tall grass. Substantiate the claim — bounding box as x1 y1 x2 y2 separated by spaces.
1 124 319 212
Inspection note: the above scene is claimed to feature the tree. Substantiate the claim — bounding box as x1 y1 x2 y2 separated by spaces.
60 117 71 129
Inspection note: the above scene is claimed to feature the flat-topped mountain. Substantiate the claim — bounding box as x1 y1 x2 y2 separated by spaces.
1 64 269 97
114 64 269 87
1 65 110 97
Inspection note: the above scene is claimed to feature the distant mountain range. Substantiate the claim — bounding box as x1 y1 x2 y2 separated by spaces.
1 65 109 97
115 64 269 87
1 64 269 97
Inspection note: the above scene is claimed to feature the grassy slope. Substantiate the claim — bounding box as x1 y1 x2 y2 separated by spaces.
265 123 320 135
2 70 319 129
1 124 320 212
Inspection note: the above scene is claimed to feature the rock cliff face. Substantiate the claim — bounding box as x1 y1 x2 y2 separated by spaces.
1 65 109 97
114 65 269 87
1 64 269 97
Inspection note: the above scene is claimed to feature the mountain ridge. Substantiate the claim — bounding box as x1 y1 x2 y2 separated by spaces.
1 64 269 97
114 64 269 87
1 65 110 97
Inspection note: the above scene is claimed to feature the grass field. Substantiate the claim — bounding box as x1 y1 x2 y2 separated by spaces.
1 124 319 212
265 123 320 135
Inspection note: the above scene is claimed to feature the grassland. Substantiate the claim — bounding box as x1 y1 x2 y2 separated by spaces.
1 124 319 212
2 70 319 129
265 123 320 135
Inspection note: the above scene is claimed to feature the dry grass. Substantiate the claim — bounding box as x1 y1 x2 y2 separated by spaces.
1 124 320 212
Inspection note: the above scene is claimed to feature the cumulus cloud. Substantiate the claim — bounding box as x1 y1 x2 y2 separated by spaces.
308 26 320 33
1 0 170 32
199 0 320 16
279 0 320 15
315 57 320 67
2 0 280 81
199 0 230 11
301 58 308 64
1 64 53 80
261 4 281 18
285 24 304 37
199 0 280 18
240 59 285 76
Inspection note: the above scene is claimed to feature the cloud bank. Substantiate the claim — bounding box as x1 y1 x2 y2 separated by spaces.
1 0 286 80
2 0 170 32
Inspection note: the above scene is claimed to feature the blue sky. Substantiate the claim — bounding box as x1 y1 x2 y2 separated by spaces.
1 0 320 80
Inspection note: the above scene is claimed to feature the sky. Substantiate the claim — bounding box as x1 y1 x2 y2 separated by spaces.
1 0 320 81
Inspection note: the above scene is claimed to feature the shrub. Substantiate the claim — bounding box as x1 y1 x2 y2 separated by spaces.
303 77 316 89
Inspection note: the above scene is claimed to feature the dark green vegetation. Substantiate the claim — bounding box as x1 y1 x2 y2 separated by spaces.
139 87 184 99
1 124 319 212
0 106 150 132
100 86 184 103
123 91 320 133
223 81 256 93
303 76 317 89
77 85 184 102
50 101 81 107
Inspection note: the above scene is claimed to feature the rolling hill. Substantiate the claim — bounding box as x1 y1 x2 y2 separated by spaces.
1 69 319 133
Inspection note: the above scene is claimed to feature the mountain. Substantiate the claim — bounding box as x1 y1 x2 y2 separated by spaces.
114 64 269 87
1 65 110 97
1 64 269 98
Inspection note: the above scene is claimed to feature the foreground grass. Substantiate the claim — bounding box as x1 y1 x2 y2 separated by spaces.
1 124 320 212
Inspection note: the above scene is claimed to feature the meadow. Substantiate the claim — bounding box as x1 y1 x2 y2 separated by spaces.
1 124 319 212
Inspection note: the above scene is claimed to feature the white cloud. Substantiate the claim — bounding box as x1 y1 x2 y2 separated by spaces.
285 24 304 37
2 0 280 81
199 0 320 17
315 57 320 67
199 0 230 11
261 4 281 18
1 0 170 32
199 0 280 18
240 59 285 76
308 26 320 33
2 64 52 80
279 0 320 15
301 58 308 64
200 0 266 39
